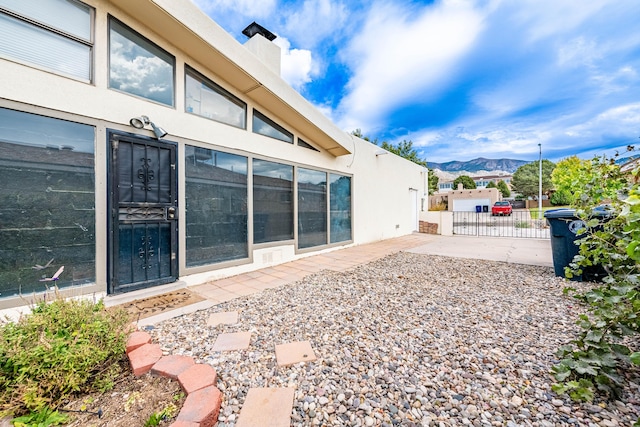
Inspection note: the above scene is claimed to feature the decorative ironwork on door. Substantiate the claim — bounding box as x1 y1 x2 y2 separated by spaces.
138 157 155 191
109 133 178 294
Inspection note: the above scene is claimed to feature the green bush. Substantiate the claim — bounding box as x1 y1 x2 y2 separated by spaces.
551 150 639 423
0 297 132 419
551 189 573 206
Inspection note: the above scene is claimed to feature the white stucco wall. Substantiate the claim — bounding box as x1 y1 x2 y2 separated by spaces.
0 0 425 307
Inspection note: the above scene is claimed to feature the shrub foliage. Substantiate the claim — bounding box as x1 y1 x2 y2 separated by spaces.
551 150 640 417
0 298 132 418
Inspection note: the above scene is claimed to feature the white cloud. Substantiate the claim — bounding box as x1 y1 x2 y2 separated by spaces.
557 37 601 68
336 0 485 133
190 0 276 18
283 0 349 47
274 37 316 90
567 103 640 138
415 125 556 162
511 0 613 43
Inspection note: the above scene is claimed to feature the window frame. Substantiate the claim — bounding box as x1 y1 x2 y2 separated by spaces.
298 138 320 152
184 145 249 267
0 106 97 299
297 167 328 249
0 0 94 82
184 65 247 129
252 158 295 244
108 15 176 107
252 110 293 143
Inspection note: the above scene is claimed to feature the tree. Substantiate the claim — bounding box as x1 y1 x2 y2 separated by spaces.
380 140 441 194
427 168 439 195
551 156 591 204
511 159 555 197
351 130 439 194
351 128 378 144
380 140 426 167
497 180 511 197
452 175 476 189
486 181 497 189
550 188 572 205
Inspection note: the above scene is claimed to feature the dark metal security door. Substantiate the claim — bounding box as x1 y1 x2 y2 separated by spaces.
109 132 177 294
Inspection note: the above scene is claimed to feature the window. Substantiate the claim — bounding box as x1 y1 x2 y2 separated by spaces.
185 66 246 129
298 139 320 152
185 147 248 266
252 110 293 143
109 17 174 106
253 160 293 243
330 174 352 243
298 168 327 249
0 108 95 298
0 0 93 81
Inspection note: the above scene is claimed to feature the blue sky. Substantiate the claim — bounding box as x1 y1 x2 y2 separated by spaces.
191 0 640 163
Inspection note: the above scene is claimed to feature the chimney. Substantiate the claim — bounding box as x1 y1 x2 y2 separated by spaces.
457 183 463 190
242 22 281 76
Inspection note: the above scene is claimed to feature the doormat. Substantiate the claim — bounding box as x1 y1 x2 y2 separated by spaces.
121 289 205 320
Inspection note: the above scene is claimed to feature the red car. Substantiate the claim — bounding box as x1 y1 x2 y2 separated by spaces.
491 201 512 216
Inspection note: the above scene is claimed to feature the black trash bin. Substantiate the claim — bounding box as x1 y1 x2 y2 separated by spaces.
482 205 489 212
544 208 609 281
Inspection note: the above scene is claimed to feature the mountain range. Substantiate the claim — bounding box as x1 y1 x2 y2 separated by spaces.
429 155 640 182
427 157 528 174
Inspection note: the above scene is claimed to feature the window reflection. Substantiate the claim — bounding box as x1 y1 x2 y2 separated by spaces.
252 110 293 143
330 174 352 243
185 146 248 266
253 159 293 243
0 108 95 298
185 66 246 129
298 168 327 249
109 18 174 106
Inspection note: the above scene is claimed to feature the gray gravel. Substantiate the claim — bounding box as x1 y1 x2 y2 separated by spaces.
149 252 640 426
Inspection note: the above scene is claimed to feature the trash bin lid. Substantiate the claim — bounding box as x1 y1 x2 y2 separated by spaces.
544 208 576 219
543 205 613 219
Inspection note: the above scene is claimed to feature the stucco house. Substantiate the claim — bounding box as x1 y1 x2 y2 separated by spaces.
438 173 512 193
0 0 427 310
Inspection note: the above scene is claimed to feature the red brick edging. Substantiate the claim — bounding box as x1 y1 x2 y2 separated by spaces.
126 331 222 427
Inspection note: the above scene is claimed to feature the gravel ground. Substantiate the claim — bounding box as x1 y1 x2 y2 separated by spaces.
149 252 640 427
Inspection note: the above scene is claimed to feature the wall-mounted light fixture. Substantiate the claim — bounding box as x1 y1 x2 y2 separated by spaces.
129 115 168 139
374 150 388 156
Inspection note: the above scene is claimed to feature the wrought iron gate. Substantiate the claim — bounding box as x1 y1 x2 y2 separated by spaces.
108 132 178 294
453 211 550 239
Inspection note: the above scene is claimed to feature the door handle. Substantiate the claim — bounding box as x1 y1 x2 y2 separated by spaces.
166 207 177 219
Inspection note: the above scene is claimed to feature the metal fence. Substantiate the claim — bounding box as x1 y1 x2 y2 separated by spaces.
453 211 550 239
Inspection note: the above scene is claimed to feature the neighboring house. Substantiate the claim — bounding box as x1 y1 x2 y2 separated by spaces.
437 174 512 193
472 174 512 188
447 185 501 212
0 0 426 310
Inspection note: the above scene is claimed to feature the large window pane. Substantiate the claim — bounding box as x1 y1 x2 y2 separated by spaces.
0 0 92 40
330 174 352 243
186 66 246 129
252 110 293 143
185 147 248 266
253 160 293 243
0 0 92 81
0 108 95 298
298 168 327 249
109 18 174 106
